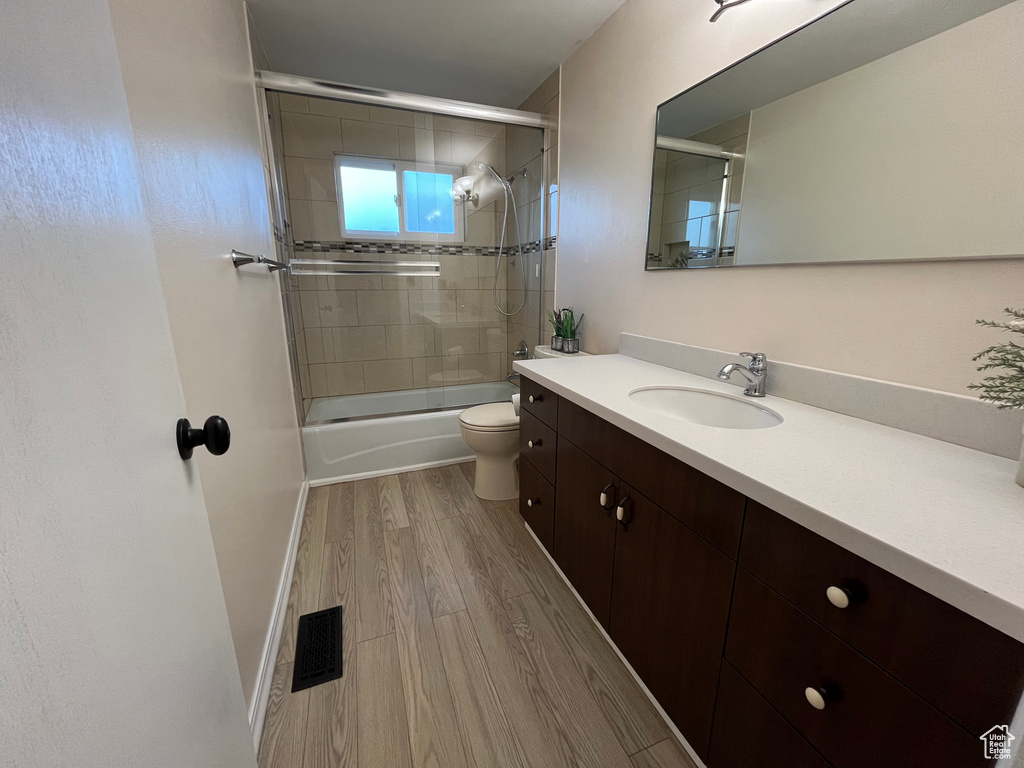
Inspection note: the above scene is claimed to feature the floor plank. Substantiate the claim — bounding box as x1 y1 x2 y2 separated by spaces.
397 471 465 617
325 482 355 543
378 474 410 531
384 527 469 768
423 464 479 521
303 539 358 768
278 486 330 663
357 634 415 768
462 502 532 601
485 494 670 754
258 662 310 768
507 593 633 768
354 478 395 642
434 610 525 768
630 738 699 768
439 516 575 768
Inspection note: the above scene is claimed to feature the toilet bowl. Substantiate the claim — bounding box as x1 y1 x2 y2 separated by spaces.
459 401 519 500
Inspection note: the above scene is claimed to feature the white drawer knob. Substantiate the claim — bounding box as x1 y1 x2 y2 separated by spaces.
805 687 827 711
527 439 541 448
527 498 536 507
528 395 539 403
600 491 609 507
826 586 851 609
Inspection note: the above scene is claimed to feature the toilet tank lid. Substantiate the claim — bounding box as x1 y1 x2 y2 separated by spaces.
459 402 518 430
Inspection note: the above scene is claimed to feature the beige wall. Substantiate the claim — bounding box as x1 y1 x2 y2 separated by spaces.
109 0 306 709
738 1 1024 265
557 0 1024 396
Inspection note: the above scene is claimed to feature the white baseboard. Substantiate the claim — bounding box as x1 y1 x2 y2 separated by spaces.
522 523 708 768
249 479 309 752
308 456 473 487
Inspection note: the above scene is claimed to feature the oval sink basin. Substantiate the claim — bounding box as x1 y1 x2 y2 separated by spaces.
629 386 783 429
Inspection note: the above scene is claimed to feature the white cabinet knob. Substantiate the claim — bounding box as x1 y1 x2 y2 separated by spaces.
528 395 538 403
826 586 851 609
600 492 609 507
527 439 540 448
527 498 536 507
804 687 827 711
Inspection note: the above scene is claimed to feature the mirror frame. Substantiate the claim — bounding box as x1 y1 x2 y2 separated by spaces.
643 0 1024 271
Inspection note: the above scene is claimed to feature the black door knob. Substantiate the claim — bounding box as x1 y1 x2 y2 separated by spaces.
177 415 231 460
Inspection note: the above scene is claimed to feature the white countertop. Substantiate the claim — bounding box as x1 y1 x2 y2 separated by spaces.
515 354 1024 643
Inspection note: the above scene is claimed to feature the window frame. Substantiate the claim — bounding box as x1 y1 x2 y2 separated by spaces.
334 154 465 243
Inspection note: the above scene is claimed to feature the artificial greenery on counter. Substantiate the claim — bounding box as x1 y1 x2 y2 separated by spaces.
548 307 584 340
970 307 1024 410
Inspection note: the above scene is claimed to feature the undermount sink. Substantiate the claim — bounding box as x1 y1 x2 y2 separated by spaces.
628 386 783 429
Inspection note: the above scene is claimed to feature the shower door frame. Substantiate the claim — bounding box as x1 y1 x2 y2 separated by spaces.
254 71 556 427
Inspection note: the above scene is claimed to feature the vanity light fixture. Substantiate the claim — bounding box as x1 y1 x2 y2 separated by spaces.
710 0 755 22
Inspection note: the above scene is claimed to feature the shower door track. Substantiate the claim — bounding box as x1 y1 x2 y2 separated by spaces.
257 70 556 130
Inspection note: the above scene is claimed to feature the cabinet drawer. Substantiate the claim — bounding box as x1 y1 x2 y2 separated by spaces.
558 399 744 558
520 376 558 428
519 410 556 483
740 501 1024 737
726 569 986 768
519 460 555 553
709 662 829 768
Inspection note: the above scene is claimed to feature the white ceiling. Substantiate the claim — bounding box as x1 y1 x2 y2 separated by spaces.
246 0 626 108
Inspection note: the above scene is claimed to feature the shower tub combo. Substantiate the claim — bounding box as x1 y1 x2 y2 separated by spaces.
303 381 518 484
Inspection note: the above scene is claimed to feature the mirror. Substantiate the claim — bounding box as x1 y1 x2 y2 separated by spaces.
645 0 1024 269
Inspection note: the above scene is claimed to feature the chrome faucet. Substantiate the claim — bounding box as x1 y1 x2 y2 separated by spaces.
718 352 768 397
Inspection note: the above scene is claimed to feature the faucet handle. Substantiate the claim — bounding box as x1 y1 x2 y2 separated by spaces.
740 352 767 372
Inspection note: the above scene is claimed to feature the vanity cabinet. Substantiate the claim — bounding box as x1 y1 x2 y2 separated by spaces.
516 376 1024 768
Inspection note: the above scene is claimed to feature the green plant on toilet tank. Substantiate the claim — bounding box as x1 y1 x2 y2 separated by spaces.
970 307 1024 487
548 307 584 353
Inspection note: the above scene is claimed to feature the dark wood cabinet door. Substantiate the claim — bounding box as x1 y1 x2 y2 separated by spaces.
519 459 555 553
553 438 619 628
709 662 831 768
558 399 745 558
608 484 736 762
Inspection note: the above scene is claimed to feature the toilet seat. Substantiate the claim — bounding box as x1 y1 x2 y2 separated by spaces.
459 402 518 432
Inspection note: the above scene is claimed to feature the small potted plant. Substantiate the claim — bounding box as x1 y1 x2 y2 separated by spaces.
969 307 1024 487
548 307 584 354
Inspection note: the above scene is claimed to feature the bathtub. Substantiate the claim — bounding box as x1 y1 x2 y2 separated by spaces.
303 381 517 484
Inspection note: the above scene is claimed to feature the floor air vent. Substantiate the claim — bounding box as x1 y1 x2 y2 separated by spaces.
291 606 343 692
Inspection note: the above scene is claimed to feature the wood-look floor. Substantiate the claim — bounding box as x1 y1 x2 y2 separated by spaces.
258 462 697 768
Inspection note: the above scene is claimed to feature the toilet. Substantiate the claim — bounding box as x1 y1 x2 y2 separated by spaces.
459 401 520 500
460 346 590 500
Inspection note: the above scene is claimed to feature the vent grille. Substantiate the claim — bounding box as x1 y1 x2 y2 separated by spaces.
291 606 343 692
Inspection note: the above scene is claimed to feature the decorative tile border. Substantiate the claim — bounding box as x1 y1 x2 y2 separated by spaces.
292 236 556 257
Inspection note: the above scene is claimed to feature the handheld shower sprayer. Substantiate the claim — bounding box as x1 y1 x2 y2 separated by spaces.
472 162 527 317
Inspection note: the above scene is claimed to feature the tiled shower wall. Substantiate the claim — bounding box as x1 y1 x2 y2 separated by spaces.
504 70 559 365
269 93 546 408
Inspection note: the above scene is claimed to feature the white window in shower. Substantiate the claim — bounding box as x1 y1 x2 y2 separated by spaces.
335 155 464 242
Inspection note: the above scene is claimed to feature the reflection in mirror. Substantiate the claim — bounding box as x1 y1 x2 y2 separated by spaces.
645 0 1024 270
